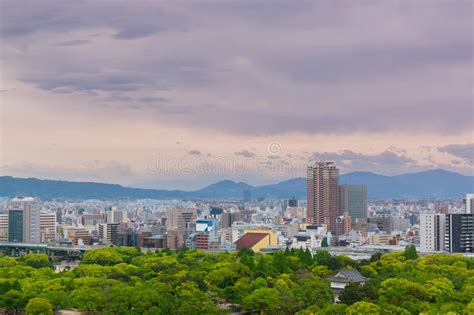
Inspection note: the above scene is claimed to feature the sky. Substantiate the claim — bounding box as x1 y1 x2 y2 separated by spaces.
0 0 473 190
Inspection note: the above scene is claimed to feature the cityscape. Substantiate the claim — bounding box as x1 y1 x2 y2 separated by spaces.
1 1 473 314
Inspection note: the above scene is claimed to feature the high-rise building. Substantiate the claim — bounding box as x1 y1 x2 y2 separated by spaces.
68 228 91 246
166 208 196 249
288 197 298 208
464 194 474 214
420 213 445 251
307 162 339 233
166 208 196 230
107 209 127 223
0 214 8 242
7 197 41 243
39 213 57 243
445 214 473 253
99 223 119 245
339 185 368 222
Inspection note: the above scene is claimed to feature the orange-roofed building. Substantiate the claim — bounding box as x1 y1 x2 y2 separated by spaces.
234 230 277 252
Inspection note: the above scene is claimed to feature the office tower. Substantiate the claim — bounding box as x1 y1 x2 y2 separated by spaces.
464 194 474 214
39 213 57 243
166 208 196 249
445 214 473 253
367 217 392 234
420 213 445 251
82 213 104 226
390 216 410 233
7 197 41 243
220 212 237 229
68 228 91 246
307 162 339 233
339 185 368 222
166 208 196 230
0 214 8 242
107 209 127 223
288 197 298 208
99 223 119 245
243 190 251 202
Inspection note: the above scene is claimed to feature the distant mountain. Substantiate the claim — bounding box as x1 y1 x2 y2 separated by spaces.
0 169 472 200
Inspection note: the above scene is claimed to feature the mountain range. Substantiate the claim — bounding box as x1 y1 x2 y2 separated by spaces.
0 169 472 200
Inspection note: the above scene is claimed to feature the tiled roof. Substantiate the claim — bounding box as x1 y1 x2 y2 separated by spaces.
327 269 368 283
234 233 268 250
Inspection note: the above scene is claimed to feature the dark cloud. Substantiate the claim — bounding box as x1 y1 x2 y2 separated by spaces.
54 39 91 46
0 1 184 40
188 150 202 156
234 150 256 158
2 1 473 136
438 143 474 165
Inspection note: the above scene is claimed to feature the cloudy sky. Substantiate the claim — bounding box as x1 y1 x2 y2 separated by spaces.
0 0 472 189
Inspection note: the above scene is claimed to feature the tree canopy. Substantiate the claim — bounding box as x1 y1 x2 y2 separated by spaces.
0 248 472 314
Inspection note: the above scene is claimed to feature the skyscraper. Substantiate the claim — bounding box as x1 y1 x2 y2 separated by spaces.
420 213 445 252
464 194 474 214
307 162 339 233
7 197 41 243
288 197 298 208
339 185 368 222
445 214 473 253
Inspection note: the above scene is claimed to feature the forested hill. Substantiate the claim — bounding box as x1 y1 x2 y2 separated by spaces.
1 169 473 199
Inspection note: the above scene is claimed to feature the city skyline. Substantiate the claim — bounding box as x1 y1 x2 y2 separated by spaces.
1 1 473 189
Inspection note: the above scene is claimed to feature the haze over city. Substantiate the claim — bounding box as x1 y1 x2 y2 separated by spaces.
1 1 472 190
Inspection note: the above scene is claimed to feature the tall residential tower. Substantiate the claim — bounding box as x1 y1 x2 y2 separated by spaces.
307 162 339 233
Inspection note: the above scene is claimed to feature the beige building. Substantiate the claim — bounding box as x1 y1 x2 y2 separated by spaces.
40 213 57 243
0 214 8 242
68 228 91 246
166 208 196 249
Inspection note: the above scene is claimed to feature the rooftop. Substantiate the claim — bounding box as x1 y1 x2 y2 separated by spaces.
327 269 368 283
234 233 268 250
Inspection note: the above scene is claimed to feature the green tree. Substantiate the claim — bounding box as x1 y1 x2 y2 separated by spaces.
379 278 430 314
316 303 347 315
321 237 329 247
296 278 333 308
242 287 282 313
19 253 53 269
338 282 378 305
25 298 53 315
0 289 27 313
346 301 381 315
403 245 418 260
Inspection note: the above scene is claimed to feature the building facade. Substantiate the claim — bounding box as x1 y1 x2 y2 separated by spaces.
307 162 339 233
445 214 473 253
420 213 445 251
7 197 41 243
339 185 368 222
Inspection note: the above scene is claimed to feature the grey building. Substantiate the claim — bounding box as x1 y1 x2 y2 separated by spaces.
7 197 41 243
339 185 368 222
445 214 473 253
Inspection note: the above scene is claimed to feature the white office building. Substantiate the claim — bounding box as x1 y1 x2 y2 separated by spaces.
465 194 474 214
420 213 445 252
